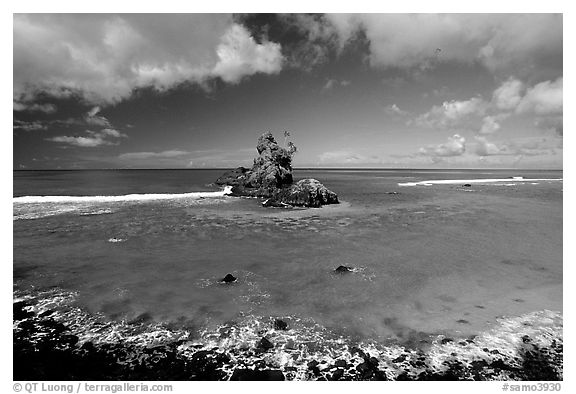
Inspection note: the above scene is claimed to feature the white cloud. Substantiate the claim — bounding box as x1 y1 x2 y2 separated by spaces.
516 77 563 115
13 120 47 131
415 77 562 138
212 24 283 84
88 128 127 139
415 97 487 129
324 14 562 76
478 116 501 135
535 116 563 136
474 136 506 156
323 78 351 90
84 106 112 127
419 134 466 157
48 128 127 148
492 78 524 110
14 15 284 105
323 79 337 90
13 102 57 113
474 136 560 158
384 104 408 116
119 150 189 160
318 150 381 165
47 135 113 148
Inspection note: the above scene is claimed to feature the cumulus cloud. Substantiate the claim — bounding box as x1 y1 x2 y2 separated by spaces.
323 14 562 76
419 134 466 157
212 24 283 83
516 77 563 115
474 136 560 158
474 136 507 156
478 116 502 135
414 97 487 129
535 116 563 136
14 14 284 106
415 77 562 140
492 78 524 110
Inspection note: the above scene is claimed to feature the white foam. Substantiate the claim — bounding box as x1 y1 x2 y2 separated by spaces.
398 178 562 187
13 186 232 204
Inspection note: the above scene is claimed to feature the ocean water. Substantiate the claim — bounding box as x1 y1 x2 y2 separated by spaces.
13 169 563 377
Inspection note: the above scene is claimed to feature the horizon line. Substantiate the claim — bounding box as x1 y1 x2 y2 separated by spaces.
13 167 563 171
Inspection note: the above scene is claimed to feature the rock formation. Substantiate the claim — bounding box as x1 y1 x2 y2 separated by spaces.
215 132 338 208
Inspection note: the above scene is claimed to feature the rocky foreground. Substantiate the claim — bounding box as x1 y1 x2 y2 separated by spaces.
215 132 338 208
14 290 562 381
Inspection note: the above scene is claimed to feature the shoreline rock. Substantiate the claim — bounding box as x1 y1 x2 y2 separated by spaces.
13 291 563 381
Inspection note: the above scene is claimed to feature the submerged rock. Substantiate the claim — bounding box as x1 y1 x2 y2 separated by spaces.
273 319 288 330
257 337 274 350
220 274 237 283
334 265 354 274
215 132 338 208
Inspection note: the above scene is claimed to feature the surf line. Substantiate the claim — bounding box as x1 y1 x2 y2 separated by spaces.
13 186 233 204
398 178 563 187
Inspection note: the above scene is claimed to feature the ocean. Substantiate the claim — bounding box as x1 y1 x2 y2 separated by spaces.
13 168 563 380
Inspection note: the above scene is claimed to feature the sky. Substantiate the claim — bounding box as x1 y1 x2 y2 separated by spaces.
12 13 563 169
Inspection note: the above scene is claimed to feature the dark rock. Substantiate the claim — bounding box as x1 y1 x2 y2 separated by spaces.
273 319 288 330
189 350 231 380
215 167 250 186
13 301 34 321
257 337 274 350
270 179 339 208
307 360 319 369
128 312 153 325
463 184 472 187
392 354 406 363
334 265 353 274
334 359 347 368
441 337 454 344
220 274 237 283
247 132 293 189
330 368 344 380
230 368 285 381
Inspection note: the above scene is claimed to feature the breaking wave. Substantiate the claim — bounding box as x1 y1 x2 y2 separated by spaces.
398 177 563 187
13 186 233 204
13 186 233 220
